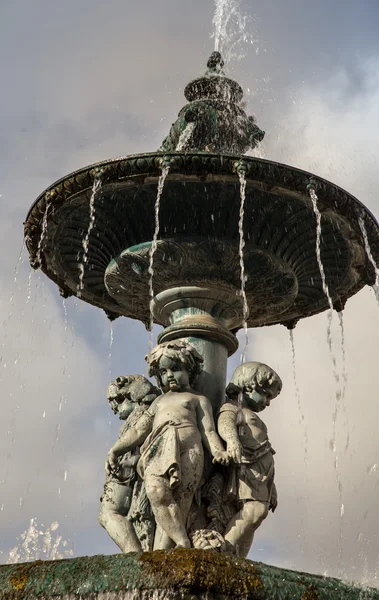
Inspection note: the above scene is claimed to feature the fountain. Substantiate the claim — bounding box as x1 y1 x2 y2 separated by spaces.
4 51 378 598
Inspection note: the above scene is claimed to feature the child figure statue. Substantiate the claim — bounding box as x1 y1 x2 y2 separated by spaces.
217 361 282 557
99 375 160 552
106 340 229 550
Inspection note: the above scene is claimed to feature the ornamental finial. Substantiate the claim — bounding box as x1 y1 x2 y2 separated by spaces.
206 51 225 73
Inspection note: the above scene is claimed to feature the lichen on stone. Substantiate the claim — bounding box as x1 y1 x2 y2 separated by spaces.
300 586 320 600
139 548 263 595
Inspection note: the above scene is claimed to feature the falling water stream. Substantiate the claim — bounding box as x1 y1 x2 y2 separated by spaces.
1 245 33 495
359 216 379 304
309 190 334 307
309 189 341 387
147 166 170 349
1 243 26 363
36 201 50 269
62 299 68 332
338 312 348 400
108 322 114 375
212 0 255 64
309 187 344 561
11 243 26 288
213 0 230 51
237 171 249 363
289 330 308 463
77 176 102 297
25 270 33 305
176 123 195 151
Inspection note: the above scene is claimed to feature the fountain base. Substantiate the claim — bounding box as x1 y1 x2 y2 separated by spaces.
1 549 378 599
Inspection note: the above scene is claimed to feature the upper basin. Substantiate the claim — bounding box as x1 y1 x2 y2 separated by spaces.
24 151 379 329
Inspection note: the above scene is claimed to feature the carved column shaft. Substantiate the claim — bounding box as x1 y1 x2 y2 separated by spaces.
152 285 241 412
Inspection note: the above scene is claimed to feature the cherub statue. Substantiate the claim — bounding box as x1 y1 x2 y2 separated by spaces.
106 340 229 550
99 375 160 553
217 361 282 557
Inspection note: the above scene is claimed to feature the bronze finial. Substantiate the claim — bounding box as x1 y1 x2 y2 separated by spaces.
206 51 225 73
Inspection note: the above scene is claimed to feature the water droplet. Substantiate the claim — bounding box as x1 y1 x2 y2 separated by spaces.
77 176 102 297
147 166 170 349
367 464 378 474
359 216 379 304
238 171 248 363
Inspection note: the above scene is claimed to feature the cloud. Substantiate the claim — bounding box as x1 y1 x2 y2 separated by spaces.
245 57 379 585
1 0 379 588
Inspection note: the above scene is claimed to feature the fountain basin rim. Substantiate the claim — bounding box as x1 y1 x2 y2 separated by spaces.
24 151 379 229
23 150 379 329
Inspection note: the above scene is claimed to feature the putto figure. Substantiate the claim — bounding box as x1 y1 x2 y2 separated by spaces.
99 375 160 553
106 340 229 550
217 361 282 557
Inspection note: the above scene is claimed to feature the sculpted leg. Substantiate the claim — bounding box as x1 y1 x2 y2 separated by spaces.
153 524 175 550
99 482 142 553
224 500 269 558
145 474 191 548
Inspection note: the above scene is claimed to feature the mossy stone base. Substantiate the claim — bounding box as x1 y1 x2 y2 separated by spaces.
1 549 378 600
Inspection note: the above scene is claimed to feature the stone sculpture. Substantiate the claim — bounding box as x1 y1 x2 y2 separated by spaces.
105 340 229 551
22 47 379 594
99 375 161 552
217 361 282 557
103 346 281 558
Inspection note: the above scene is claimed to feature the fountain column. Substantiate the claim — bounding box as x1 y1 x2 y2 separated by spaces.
152 285 241 412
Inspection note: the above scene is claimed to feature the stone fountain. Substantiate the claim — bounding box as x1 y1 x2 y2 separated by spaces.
7 52 379 599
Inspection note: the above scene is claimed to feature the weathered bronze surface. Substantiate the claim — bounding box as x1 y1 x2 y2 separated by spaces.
160 51 265 154
21 51 379 591
24 151 378 328
24 53 379 329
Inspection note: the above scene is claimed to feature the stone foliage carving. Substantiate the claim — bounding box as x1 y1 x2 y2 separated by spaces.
102 344 282 558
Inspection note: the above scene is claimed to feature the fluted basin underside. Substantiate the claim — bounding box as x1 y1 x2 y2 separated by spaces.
24 152 379 328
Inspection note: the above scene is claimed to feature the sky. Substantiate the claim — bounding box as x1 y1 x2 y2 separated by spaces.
1 0 379 587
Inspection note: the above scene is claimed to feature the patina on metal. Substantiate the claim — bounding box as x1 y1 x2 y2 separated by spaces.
22 52 379 569
23 50 379 331
160 51 265 154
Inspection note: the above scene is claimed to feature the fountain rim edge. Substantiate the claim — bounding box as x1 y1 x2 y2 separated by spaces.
24 151 379 230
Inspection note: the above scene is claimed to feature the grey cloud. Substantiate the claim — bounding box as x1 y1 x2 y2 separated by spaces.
1 0 379 588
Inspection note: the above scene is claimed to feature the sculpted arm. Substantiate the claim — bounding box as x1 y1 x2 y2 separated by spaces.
218 405 242 463
105 407 155 474
196 396 229 465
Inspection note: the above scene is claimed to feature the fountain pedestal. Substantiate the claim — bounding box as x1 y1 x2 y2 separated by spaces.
152 285 240 411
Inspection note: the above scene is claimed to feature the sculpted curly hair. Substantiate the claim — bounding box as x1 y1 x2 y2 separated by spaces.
145 340 203 388
106 375 160 414
226 361 282 400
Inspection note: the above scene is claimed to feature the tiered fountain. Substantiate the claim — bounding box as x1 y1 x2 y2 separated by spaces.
2 52 379 599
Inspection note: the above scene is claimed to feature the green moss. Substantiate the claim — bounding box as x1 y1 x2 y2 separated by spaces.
1 550 378 599
6 560 44 600
300 586 320 600
139 548 263 595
